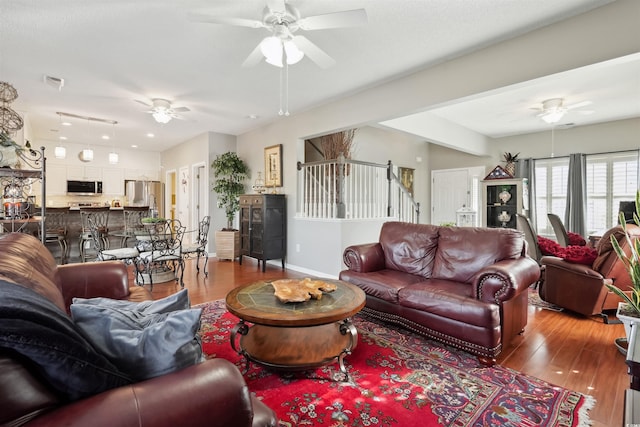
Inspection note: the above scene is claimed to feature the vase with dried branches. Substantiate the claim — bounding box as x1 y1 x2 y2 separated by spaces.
319 129 357 217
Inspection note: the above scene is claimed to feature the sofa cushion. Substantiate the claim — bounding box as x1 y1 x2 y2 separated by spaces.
0 280 131 401
339 269 425 303
399 279 500 328
432 227 523 283
379 222 439 278
70 290 204 382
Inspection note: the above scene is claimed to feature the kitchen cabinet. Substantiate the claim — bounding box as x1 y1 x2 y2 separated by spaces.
102 167 125 195
481 178 528 229
45 164 67 196
239 194 286 272
66 165 102 181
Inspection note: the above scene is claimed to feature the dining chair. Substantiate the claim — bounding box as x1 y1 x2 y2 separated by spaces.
134 219 186 291
40 206 70 264
547 213 570 247
86 214 139 264
182 215 210 277
79 206 111 262
516 213 544 289
111 206 149 248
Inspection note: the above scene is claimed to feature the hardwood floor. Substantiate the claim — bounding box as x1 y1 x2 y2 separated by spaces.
145 257 627 427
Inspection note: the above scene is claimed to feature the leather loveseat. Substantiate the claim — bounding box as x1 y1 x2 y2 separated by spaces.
339 221 541 365
0 232 277 427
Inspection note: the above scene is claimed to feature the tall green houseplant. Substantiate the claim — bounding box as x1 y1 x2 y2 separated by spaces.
211 152 249 230
606 190 640 316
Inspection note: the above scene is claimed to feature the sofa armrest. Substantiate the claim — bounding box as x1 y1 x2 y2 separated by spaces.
25 358 274 427
540 255 604 279
57 261 131 310
343 243 385 273
473 257 541 304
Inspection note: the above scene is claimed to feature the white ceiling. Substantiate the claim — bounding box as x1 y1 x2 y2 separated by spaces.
2 0 637 153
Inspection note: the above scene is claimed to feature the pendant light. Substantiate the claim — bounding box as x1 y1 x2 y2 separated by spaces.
108 123 118 164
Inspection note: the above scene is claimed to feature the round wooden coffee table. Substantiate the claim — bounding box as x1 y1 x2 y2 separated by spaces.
225 279 366 380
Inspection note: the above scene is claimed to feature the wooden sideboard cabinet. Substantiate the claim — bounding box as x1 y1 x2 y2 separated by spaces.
239 194 286 272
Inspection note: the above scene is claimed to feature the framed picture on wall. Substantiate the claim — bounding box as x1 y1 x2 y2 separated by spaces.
264 144 282 187
399 167 414 196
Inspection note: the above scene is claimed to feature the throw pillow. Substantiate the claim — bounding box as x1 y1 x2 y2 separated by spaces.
72 288 190 314
567 231 587 246
537 236 562 256
562 245 598 266
70 291 204 382
0 280 131 401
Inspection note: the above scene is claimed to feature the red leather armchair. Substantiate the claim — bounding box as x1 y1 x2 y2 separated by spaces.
0 232 276 427
539 224 640 317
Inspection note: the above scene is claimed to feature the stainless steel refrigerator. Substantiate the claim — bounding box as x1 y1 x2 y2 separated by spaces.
124 180 164 217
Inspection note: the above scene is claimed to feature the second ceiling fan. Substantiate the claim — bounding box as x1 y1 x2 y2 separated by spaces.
189 0 367 69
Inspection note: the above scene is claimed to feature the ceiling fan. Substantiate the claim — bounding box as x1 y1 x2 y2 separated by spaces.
135 98 190 124
532 98 593 124
189 0 367 69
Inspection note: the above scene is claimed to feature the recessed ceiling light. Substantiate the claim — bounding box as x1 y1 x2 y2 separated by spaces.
131 144 138 148
102 135 110 140
247 114 259 119
61 121 72 126
59 136 67 140
146 133 154 138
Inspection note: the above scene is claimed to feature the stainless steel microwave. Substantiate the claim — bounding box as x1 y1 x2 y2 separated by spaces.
67 180 103 195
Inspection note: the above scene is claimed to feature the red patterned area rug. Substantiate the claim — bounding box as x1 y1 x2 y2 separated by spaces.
198 300 594 427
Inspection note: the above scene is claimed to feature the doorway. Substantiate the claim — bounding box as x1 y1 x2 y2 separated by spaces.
431 166 485 226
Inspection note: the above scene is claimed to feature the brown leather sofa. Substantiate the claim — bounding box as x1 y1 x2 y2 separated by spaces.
339 221 541 365
539 224 640 317
0 232 277 427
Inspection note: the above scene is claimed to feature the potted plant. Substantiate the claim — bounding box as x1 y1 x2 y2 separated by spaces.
211 152 249 260
606 190 640 344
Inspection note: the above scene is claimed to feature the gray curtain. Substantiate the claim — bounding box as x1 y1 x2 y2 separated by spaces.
566 153 587 236
516 158 536 231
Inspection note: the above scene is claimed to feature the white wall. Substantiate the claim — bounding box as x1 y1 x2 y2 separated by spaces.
162 131 236 249
235 1 639 276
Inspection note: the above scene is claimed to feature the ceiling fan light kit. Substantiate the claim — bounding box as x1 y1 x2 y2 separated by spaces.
539 98 566 124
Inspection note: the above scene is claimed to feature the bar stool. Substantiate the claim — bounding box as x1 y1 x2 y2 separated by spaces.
79 206 110 262
40 206 70 264
111 206 149 248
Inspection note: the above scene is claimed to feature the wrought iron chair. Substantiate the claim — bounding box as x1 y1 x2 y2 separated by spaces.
182 215 210 277
79 206 111 262
134 219 186 290
87 214 139 264
40 207 70 264
111 206 149 248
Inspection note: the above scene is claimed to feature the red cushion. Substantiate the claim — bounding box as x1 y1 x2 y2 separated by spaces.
567 231 586 246
562 245 598 265
538 236 562 256
537 235 597 265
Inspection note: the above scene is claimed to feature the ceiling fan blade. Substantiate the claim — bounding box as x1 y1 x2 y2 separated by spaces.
266 0 286 14
134 99 152 107
242 42 266 67
298 9 368 30
172 106 190 113
293 35 336 68
188 13 264 29
566 100 593 110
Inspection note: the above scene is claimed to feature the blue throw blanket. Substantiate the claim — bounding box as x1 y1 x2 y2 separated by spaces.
0 280 131 401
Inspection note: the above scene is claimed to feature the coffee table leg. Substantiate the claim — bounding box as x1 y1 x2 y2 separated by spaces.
338 318 358 382
230 320 251 374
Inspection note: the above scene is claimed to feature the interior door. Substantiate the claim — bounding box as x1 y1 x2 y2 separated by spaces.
178 166 190 231
431 167 484 226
